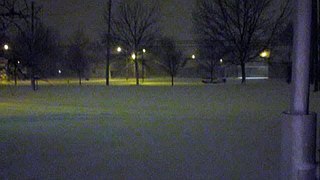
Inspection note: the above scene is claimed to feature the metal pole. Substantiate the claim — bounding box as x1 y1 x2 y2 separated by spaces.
315 0 320 92
281 0 318 179
106 0 112 86
31 1 36 91
291 0 312 114
312 0 319 92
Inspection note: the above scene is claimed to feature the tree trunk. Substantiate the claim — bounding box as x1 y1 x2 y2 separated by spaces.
142 60 145 83
210 68 214 83
14 64 17 86
31 78 36 91
78 71 82 86
210 60 214 83
30 67 36 91
126 59 129 81
240 61 246 84
171 75 174 86
135 59 139 85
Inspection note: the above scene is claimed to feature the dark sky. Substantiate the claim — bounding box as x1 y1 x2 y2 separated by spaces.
36 0 195 41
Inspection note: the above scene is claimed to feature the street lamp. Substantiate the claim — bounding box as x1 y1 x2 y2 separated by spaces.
220 59 223 64
143 48 146 53
192 54 196 59
131 53 136 60
3 44 9 51
260 50 271 58
117 46 122 53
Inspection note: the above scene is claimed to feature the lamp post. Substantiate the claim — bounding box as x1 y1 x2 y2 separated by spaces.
281 0 318 179
142 48 146 83
106 0 112 86
3 44 13 84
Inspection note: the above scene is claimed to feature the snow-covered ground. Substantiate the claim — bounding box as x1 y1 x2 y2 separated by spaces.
1 79 319 179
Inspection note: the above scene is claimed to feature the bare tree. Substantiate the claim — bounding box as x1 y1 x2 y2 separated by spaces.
104 0 160 85
0 0 40 39
196 39 228 82
154 37 187 86
66 29 90 86
1 1 46 90
193 0 291 83
12 23 59 84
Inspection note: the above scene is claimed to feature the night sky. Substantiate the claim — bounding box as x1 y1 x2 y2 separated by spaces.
36 0 195 41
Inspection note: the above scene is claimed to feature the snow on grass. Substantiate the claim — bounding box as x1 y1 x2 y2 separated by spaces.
0 79 319 179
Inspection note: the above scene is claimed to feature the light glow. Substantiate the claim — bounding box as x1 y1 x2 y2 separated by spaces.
143 49 146 53
260 50 271 58
192 55 196 59
4 44 9 50
131 53 136 60
117 47 122 52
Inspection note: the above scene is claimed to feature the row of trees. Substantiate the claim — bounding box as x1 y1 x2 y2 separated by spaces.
0 0 97 89
2 0 308 88
101 0 293 85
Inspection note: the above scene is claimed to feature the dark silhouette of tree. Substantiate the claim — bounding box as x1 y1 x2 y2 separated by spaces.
2 1 49 90
0 0 41 40
66 29 90 86
12 23 60 83
104 0 160 85
196 39 228 82
193 0 291 83
277 23 293 84
154 37 187 86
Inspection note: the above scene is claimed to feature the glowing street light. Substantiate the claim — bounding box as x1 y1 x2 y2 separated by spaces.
117 46 122 52
131 53 136 60
220 59 223 63
192 54 196 59
260 50 271 58
3 44 9 51
17 61 20 64
58 70 62 74
143 48 146 53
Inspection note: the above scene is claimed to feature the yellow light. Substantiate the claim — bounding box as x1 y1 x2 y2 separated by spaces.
260 50 270 58
192 55 196 59
131 53 136 60
143 49 146 53
117 47 122 52
4 44 9 50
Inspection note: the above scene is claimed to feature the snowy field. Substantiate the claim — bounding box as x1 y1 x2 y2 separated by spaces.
1 79 319 179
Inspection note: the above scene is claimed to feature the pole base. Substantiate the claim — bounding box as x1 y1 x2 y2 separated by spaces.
281 112 317 180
